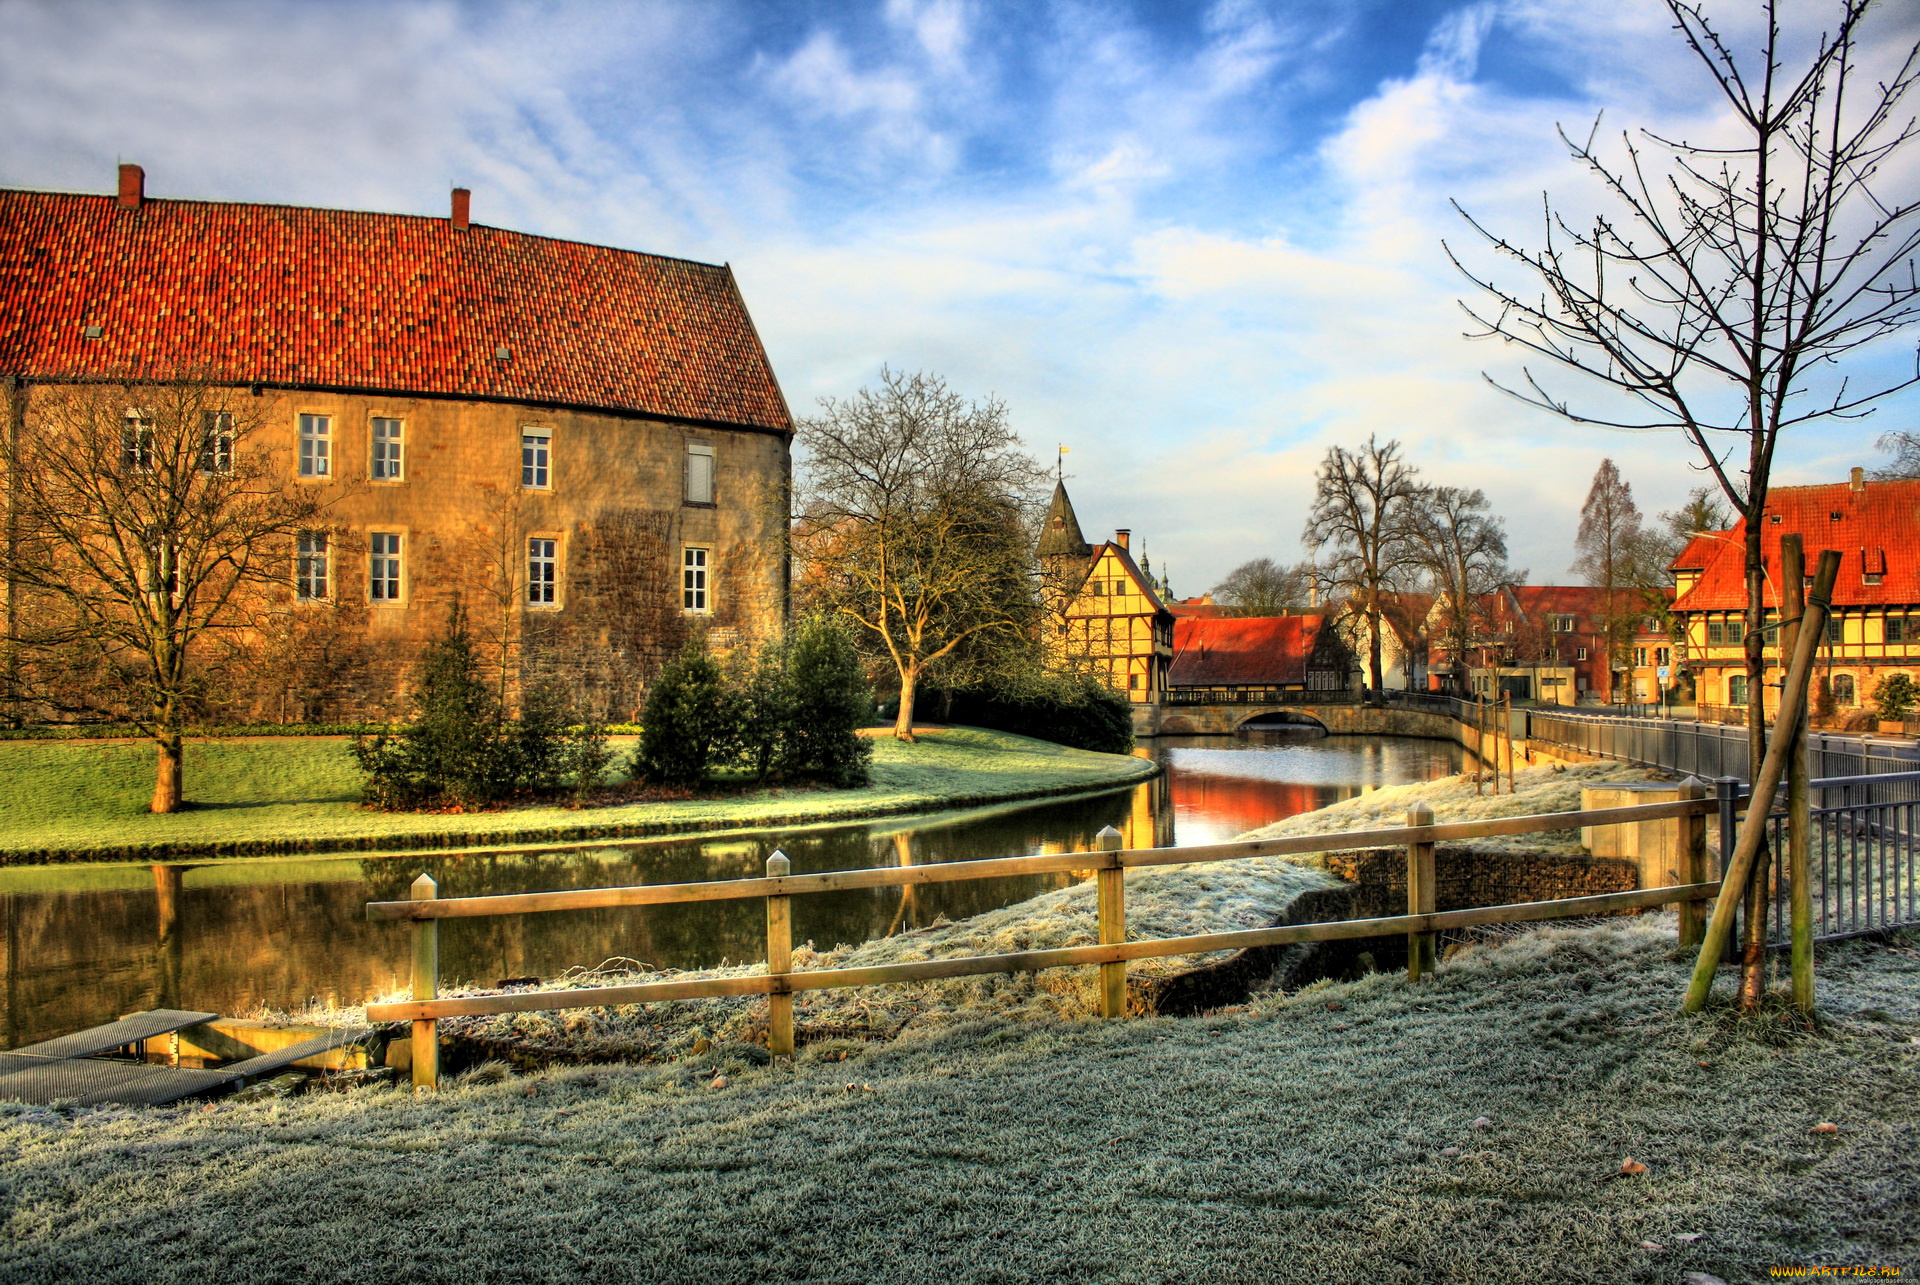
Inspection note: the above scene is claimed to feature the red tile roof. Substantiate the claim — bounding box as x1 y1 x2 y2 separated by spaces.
0 188 791 433
1670 478 1920 611
1169 615 1331 687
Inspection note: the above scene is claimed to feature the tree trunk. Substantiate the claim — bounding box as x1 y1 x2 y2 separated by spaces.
894 667 918 742
1739 536 1770 1009
1367 594 1384 705
150 732 183 814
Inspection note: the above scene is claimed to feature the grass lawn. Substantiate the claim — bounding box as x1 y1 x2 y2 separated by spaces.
0 728 1156 862
2 920 1914 1283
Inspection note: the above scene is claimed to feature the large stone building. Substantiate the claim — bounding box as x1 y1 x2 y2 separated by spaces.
1 165 792 721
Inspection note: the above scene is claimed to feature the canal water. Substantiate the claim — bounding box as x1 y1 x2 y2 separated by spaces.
0 732 1462 1048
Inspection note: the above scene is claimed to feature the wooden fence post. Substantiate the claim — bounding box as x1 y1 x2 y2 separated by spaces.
765 850 794 1056
1406 802 1437 980
1677 777 1708 948
410 872 439 1092
1095 826 1127 1018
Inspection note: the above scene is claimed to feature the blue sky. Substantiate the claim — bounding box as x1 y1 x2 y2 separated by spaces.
4 0 1916 592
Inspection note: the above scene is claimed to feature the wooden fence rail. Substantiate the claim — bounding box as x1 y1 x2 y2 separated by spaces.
365 794 1719 1090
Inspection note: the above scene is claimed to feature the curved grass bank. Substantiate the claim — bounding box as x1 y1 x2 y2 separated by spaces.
0 728 1158 865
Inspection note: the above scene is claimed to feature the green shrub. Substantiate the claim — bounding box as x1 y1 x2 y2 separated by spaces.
634 641 738 785
780 616 874 787
1872 672 1918 721
351 607 609 808
933 670 1134 754
733 640 795 781
634 622 874 789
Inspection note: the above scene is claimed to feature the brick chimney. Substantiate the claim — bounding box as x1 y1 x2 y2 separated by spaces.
116 163 144 210
1851 466 1866 492
1114 529 1130 550
451 187 470 231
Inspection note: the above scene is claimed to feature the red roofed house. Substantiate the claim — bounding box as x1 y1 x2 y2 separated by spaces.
1167 615 1353 701
1444 585 1616 705
1671 470 1920 722
1 165 792 720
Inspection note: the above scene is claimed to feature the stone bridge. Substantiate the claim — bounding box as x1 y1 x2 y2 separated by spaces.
1148 702 1461 740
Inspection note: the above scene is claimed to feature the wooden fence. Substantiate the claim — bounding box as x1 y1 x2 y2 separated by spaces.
365 791 1720 1090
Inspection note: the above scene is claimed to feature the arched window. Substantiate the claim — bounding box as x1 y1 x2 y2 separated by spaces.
1831 673 1856 706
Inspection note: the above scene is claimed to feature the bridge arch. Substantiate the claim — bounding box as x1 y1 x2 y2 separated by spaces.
1235 709 1330 733
1156 704 1333 736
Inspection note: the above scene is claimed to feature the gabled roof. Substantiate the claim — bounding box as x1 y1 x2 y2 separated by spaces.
0 186 792 433
1169 615 1332 686
1096 541 1171 616
1500 585 1609 620
1037 481 1092 559
1671 478 1920 611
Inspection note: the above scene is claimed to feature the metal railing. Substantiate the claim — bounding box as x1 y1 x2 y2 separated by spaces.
1708 771 1920 945
1163 688 1361 706
1524 708 1920 802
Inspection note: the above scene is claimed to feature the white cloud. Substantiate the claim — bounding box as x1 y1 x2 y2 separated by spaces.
2 0 1912 593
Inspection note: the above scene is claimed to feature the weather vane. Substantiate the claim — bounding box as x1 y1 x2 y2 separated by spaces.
1057 444 1070 482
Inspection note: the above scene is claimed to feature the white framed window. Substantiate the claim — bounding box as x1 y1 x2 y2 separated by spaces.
1575 647 1588 661
522 430 550 489
527 537 558 606
200 411 234 474
122 410 154 472
685 441 714 505
371 417 404 481
682 546 709 612
298 413 331 478
370 532 403 602
1551 614 1575 632
296 532 329 602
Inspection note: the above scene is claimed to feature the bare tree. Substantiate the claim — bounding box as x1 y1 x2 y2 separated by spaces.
1871 429 1920 478
1403 485 1517 695
1452 0 1920 768
1571 459 1645 691
794 368 1045 741
1304 436 1423 700
1211 557 1314 617
0 377 331 812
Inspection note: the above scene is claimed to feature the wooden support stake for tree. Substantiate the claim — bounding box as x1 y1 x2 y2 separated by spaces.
765 850 794 1056
1677 777 1709 948
1475 696 1486 796
1781 535 1814 1012
410 872 439 1092
1406 802 1437 980
1095 826 1126 1018
1684 549 1839 1015
1502 693 1514 793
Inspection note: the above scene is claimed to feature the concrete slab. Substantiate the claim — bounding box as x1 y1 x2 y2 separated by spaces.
224 1027 371 1084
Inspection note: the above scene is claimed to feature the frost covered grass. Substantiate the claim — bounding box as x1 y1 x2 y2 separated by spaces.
1236 758 1663 855
3 922 1915 1284
0 728 1155 861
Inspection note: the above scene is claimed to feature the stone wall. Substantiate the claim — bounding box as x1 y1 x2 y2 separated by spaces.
7 383 790 724
1321 845 1638 921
